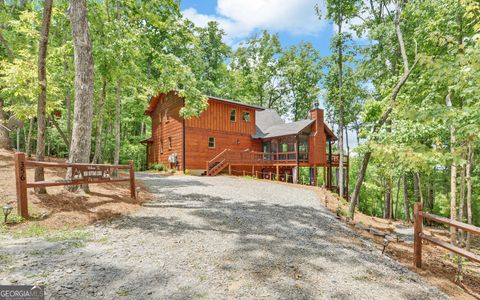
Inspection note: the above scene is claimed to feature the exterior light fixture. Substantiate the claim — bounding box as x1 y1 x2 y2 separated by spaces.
3 203 13 223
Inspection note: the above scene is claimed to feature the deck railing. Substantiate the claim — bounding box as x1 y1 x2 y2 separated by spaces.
207 149 310 168
207 149 349 170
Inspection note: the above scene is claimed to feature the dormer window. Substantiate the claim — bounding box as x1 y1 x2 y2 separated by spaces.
242 111 251 122
230 109 237 122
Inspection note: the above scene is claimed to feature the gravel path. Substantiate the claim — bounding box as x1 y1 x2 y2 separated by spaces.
1 174 447 299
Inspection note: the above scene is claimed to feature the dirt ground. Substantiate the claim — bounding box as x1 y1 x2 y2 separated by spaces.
308 184 480 300
0 149 152 231
1 147 479 298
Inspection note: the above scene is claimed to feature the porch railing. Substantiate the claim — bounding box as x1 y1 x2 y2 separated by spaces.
208 149 310 166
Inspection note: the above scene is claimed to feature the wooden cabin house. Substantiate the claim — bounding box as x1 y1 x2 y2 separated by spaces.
143 91 348 192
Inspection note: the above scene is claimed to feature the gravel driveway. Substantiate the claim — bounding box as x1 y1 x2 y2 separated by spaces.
1 174 447 299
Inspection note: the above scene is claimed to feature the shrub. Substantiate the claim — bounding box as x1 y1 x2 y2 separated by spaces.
149 163 166 171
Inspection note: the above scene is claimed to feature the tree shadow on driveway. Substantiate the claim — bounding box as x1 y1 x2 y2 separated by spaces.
111 175 445 299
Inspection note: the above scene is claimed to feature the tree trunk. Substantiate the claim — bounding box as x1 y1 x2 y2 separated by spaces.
64 46 72 139
446 91 457 247
402 175 411 222
34 0 53 194
49 114 70 148
345 128 350 156
66 0 94 192
92 79 107 164
458 163 466 247
26 118 34 157
113 80 121 173
16 128 20 151
383 180 391 219
0 99 10 150
0 31 14 61
466 141 473 250
348 1 417 219
394 177 400 220
337 16 345 200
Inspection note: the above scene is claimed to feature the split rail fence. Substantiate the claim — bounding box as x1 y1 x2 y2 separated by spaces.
413 202 480 268
14 152 136 218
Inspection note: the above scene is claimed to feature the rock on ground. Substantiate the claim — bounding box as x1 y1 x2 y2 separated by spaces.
0 174 448 299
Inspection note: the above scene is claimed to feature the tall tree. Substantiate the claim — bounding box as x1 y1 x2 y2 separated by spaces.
280 42 322 120
195 21 231 96
0 99 10 149
321 0 360 200
230 31 285 112
348 0 418 218
67 0 94 191
34 0 53 194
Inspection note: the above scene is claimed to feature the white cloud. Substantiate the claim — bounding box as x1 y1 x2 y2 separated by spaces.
181 0 328 44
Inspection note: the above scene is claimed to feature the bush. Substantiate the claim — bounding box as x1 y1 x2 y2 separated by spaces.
149 163 166 171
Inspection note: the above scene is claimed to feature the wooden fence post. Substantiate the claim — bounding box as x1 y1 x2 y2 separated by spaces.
14 152 28 218
414 202 423 268
129 160 136 199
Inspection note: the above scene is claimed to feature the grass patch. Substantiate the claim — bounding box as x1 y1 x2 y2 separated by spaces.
352 274 370 281
46 229 91 242
0 254 12 264
16 224 48 238
116 289 130 296
0 211 24 225
14 225 91 248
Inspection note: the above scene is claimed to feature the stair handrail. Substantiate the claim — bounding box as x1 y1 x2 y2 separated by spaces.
207 148 230 170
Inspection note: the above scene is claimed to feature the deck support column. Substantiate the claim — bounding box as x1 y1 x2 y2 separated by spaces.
228 164 231 175
276 165 279 181
328 138 332 190
295 135 299 184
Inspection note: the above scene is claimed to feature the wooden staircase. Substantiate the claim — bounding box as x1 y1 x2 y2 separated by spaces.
206 149 230 176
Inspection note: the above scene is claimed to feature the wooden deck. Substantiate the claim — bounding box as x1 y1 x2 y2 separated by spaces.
206 149 348 176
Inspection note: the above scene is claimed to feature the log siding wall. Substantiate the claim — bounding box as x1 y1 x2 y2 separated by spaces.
147 92 331 173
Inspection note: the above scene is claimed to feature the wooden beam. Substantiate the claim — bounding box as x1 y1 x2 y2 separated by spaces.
328 138 332 190
26 161 129 169
129 160 136 199
14 152 28 218
420 233 480 263
414 202 423 268
421 212 480 235
26 178 129 188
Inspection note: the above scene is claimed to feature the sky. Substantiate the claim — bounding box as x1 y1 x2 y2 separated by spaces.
180 0 334 55
179 0 360 147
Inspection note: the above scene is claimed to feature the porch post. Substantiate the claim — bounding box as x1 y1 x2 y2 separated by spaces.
328 138 332 190
295 135 299 184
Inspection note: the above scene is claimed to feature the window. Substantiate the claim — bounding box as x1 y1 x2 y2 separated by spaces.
208 137 215 148
230 109 237 122
242 111 251 122
168 137 172 149
165 108 169 122
160 139 164 154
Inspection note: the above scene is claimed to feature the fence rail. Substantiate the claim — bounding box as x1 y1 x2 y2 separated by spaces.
14 152 136 218
413 203 480 268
